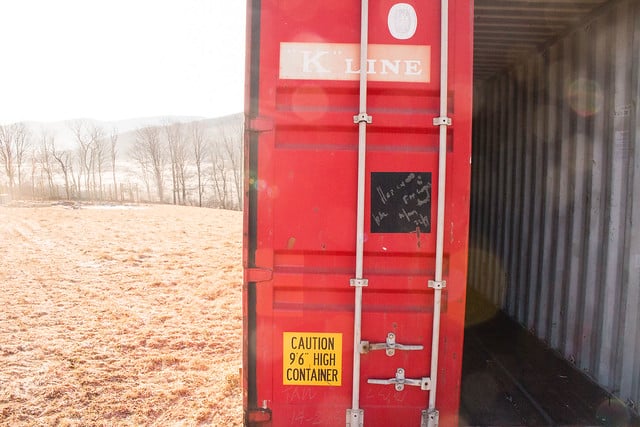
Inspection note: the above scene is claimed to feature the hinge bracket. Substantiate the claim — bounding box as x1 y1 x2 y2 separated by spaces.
249 116 274 132
421 409 439 427
346 409 364 427
246 406 272 424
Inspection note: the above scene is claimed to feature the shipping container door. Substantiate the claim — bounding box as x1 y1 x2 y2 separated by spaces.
244 1 472 426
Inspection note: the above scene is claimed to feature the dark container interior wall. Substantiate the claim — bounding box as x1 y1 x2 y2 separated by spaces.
468 0 640 409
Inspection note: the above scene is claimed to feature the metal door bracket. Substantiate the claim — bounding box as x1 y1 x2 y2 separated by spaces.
368 368 431 391
346 409 364 427
421 409 439 427
353 113 373 124
246 406 272 424
350 278 368 287
432 116 451 126
361 332 424 356
248 116 274 132
428 280 446 290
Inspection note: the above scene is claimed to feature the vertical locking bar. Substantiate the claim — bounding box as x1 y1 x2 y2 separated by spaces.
347 0 370 426
426 0 451 424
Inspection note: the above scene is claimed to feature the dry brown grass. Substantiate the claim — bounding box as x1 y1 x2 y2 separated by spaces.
0 204 242 426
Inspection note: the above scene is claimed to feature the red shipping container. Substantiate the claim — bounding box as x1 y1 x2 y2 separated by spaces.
243 1 473 426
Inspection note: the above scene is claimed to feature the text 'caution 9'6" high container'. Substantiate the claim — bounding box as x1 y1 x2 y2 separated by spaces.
243 0 473 425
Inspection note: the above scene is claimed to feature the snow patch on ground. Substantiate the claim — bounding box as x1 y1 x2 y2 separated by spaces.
80 204 150 210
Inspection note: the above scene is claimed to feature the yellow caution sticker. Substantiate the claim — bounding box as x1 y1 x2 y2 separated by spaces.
283 332 342 386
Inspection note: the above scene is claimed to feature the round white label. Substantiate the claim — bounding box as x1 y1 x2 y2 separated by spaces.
388 3 417 40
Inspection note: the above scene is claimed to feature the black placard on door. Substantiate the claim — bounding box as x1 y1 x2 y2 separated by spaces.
371 172 432 233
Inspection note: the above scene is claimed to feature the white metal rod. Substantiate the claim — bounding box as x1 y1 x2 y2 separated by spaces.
429 0 450 413
351 284 364 411
351 0 369 418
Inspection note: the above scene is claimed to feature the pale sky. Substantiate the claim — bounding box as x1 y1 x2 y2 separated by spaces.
0 0 246 124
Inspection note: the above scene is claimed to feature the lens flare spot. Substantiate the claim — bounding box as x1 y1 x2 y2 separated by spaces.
566 78 603 117
596 398 632 426
289 86 330 123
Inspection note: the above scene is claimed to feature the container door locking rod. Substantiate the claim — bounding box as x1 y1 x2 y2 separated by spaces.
423 0 451 426
347 0 370 425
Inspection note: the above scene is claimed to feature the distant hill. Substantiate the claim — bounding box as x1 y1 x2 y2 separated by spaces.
113 113 243 155
18 114 241 150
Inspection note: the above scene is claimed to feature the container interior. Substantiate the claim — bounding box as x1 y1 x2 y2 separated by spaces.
466 0 640 423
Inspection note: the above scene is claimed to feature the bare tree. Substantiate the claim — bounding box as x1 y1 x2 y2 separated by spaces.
220 120 243 210
69 163 78 198
92 133 108 200
35 134 56 198
166 124 178 204
88 125 105 200
110 128 118 200
69 120 92 199
68 120 106 199
0 123 31 197
30 151 37 198
0 125 16 195
130 144 153 201
210 140 229 209
133 126 166 202
13 123 30 196
49 138 73 200
190 121 208 207
164 121 189 205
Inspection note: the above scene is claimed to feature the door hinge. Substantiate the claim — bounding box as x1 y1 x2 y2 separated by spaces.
246 406 272 425
421 409 439 427
246 268 273 283
248 116 274 132
346 409 364 427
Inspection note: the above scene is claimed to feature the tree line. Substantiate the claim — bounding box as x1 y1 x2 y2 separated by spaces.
0 116 243 210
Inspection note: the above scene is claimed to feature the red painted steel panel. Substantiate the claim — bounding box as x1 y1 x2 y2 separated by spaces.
244 1 472 425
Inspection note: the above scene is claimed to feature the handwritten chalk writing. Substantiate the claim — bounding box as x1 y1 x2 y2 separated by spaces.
365 386 409 404
284 387 318 403
399 208 430 230
288 408 344 426
371 172 432 233
373 211 389 226
376 186 395 205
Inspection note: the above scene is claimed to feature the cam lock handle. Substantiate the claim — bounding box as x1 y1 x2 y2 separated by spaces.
361 332 424 356
368 368 431 391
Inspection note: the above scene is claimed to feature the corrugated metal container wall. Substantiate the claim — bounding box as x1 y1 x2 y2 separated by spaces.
469 0 640 408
